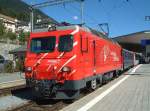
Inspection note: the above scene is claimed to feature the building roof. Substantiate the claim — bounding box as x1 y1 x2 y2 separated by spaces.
0 13 29 26
0 13 16 22
9 45 27 54
113 30 150 44
112 30 150 53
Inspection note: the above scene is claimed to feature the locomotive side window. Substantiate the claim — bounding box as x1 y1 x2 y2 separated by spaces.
30 36 56 53
58 35 73 52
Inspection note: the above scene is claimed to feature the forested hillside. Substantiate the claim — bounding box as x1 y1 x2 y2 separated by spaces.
0 0 56 22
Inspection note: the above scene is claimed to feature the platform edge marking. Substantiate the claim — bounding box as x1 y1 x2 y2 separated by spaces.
76 64 142 111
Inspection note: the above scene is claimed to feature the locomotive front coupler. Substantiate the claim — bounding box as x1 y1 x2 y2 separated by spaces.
34 80 63 96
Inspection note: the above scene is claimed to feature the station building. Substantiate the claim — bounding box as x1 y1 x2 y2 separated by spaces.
113 30 150 62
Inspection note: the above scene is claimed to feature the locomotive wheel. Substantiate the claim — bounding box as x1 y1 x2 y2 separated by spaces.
113 70 119 78
91 79 97 90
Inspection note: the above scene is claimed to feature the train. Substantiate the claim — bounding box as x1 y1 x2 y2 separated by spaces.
25 25 141 99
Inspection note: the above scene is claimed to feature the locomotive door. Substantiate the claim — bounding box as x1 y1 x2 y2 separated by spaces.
93 40 96 73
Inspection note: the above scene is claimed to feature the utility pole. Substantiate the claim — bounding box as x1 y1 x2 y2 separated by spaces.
29 7 34 32
30 0 85 32
81 0 84 25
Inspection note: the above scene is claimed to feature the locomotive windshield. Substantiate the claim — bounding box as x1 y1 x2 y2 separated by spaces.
58 35 73 52
30 36 56 53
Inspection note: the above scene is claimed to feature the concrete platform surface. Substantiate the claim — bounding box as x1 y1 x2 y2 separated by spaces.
0 95 29 111
0 72 25 89
61 64 150 111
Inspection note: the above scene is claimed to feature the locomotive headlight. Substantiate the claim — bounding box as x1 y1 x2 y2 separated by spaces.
25 67 32 72
61 66 71 72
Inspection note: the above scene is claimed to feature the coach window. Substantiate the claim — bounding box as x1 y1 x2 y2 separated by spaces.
58 35 73 52
31 36 56 53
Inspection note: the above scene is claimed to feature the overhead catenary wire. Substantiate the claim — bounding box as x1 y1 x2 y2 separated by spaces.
30 0 85 32
68 3 99 24
31 0 133 35
97 0 132 37
31 0 116 30
58 1 110 36
31 0 83 8
126 0 144 21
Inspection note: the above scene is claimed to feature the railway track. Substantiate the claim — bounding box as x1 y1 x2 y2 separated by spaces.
0 73 123 111
9 80 113 111
12 100 69 111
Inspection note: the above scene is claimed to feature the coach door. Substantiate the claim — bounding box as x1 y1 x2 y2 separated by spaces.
93 40 96 73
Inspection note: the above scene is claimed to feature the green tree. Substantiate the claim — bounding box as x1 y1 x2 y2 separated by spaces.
6 30 17 41
18 32 29 44
25 32 30 40
0 20 6 39
18 32 25 43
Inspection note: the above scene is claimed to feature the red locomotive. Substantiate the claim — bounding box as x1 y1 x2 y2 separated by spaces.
25 25 135 99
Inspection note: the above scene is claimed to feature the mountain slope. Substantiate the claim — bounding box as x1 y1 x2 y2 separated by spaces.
0 0 57 23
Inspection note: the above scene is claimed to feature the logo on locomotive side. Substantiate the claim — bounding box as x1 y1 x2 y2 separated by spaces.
103 45 110 62
100 46 119 62
110 52 119 61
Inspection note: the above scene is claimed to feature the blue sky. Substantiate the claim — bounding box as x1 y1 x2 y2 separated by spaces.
23 0 150 37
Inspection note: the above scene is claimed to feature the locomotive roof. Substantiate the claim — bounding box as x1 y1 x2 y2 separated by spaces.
33 25 119 45
87 27 118 44
61 26 120 45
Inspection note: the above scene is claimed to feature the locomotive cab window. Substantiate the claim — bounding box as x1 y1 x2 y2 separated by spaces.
30 36 56 53
58 35 73 52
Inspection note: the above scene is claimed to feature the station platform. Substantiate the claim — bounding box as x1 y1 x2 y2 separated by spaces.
0 72 25 89
61 64 150 111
